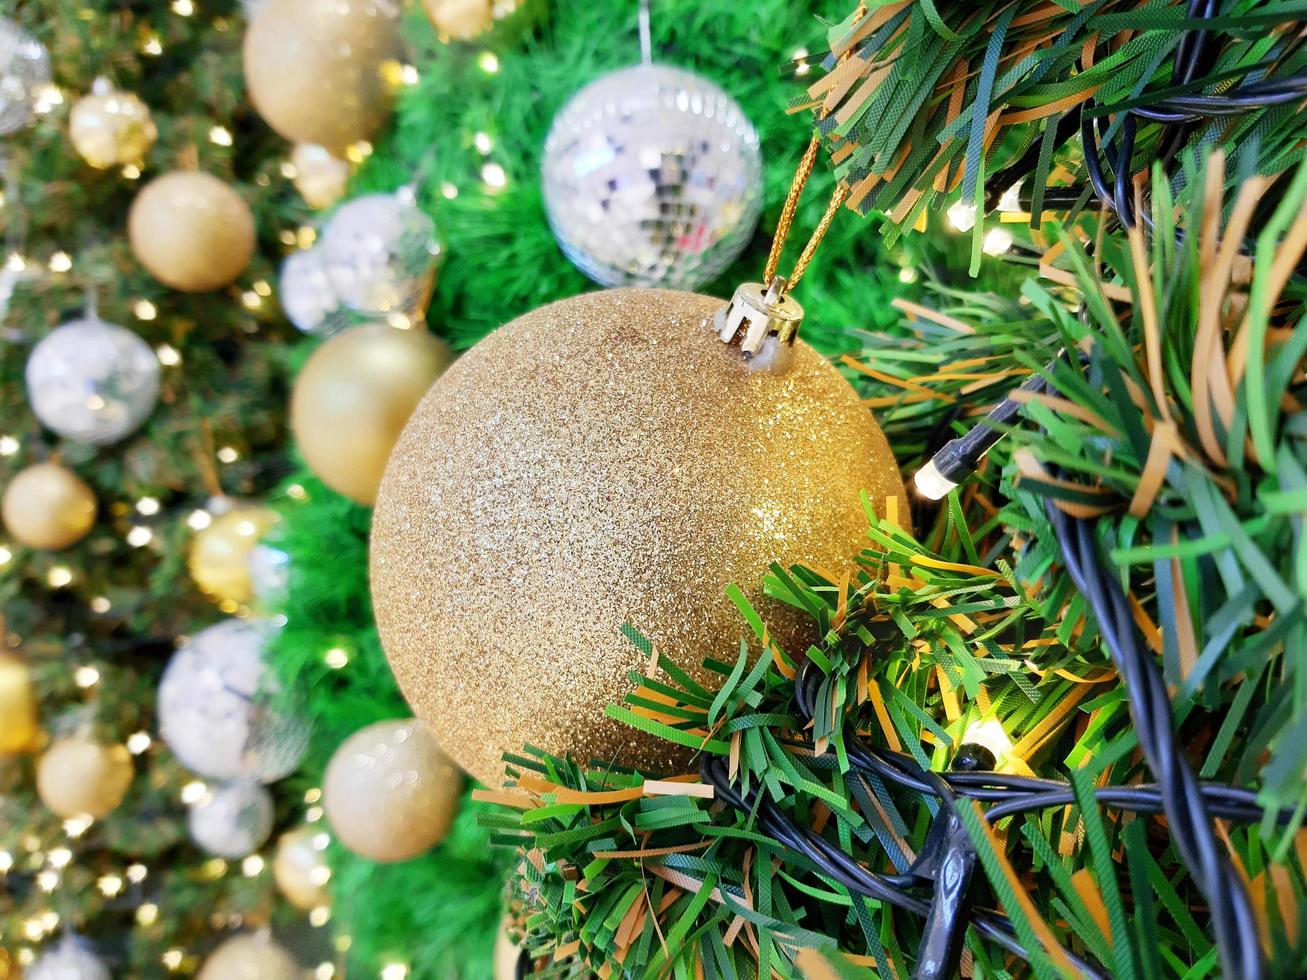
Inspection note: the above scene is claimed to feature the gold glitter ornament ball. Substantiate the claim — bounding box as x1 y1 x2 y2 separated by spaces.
2 462 97 550
128 171 255 292
322 718 462 862
291 142 351 210
424 0 493 39
36 737 133 819
69 79 156 169
371 289 906 787
243 0 401 152
0 650 38 756
291 324 454 505
197 933 300 980
189 505 280 606
272 825 330 910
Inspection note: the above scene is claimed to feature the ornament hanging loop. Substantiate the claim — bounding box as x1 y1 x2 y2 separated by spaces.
714 274 804 372
716 0 862 369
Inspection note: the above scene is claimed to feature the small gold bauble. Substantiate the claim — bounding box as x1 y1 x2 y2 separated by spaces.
371 289 907 787
189 505 280 605
292 325 454 505
69 80 157 168
272 825 330 910
243 0 402 152
0 651 38 756
424 0 493 39
291 142 351 209
197 933 300 980
2 462 97 550
128 171 255 292
322 718 462 862
36 737 133 819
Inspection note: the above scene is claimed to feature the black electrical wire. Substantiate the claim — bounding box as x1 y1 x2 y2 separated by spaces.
1044 493 1264 980
984 0 1302 227
704 360 1287 978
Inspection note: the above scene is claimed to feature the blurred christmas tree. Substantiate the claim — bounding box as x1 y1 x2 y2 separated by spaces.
0 1 320 974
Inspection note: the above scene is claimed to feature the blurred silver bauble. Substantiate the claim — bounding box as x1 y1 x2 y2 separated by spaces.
158 618 309 783
278 247 346 335
189 780 275 858
320 187 441 316
26 317 160 445
541 63 762 290
0 18 50 136
247 541 290 610
27 938 110 980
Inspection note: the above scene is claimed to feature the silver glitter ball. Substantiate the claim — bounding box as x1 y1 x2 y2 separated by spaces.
247 541 290 610
27 939 110 980
279 246 346 335
320 187 441 317
541 63 763 290
189 780 275 858
158 618 309 783
26 316 161 445
0 19 50 136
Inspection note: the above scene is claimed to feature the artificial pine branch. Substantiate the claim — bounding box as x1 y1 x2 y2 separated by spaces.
489 153 1307 977
808 1 1307 249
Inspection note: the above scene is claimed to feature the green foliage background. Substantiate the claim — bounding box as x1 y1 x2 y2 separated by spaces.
0 0 321 974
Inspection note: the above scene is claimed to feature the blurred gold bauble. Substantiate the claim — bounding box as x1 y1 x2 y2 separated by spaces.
424 0 493 39
291 142 350 209
69 79 157 168
322 718 461 862
128 171 255 292
189 505 280 605
0 651 37 756
371 289 907 787
36 737 133 819
2 462 97 550
243 0 402 152
197 933 300 980
292 324 454 505
272 825 330 910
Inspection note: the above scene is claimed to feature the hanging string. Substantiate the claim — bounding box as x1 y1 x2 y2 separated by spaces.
761 2 865 292
638 0 652 66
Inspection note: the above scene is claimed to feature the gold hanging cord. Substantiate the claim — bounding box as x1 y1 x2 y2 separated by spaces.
761 1 865 293
762 137 849 291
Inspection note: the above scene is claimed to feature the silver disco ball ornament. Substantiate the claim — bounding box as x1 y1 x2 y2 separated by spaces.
26 317 161 445
320 187 441 317
158 618 309 783
189 780 275 858
279 246 346 335
27 938 110 980
541 63 763 290
0 19 50 136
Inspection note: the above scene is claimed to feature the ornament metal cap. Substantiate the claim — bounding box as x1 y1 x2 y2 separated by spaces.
713 275 804 372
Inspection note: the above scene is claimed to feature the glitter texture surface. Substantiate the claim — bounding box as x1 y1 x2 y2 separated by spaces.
371 288 907 787
322 718 462 862
541 64 762 290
